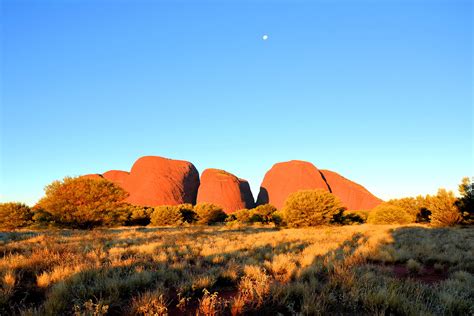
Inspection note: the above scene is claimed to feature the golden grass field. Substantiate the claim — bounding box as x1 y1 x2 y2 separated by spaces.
1 224 473 315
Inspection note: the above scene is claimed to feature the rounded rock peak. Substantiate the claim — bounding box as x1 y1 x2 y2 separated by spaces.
257 160 329 209
197 168 254 213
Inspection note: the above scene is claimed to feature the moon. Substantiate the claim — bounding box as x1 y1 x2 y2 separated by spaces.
262 34 268 41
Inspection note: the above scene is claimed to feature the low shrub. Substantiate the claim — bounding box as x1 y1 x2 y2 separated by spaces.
367 204 413 224
249 204 277 224
150 206 185 226
282 190 343 227
194 203 227 225
334 210 368 225
0 202 33 229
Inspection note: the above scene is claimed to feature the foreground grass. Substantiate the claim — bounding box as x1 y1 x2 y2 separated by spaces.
0 224 473 315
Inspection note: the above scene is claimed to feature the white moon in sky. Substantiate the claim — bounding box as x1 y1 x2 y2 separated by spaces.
262 34 268 40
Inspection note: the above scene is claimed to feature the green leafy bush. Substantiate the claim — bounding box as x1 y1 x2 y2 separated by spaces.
0 202 33 229
128 205 154 226
149 204 197 226
35 176 128 228
226 209 251 224
249 204 277 224
386 196 430 222
367 204 413 224
150 205 184 226
282 190 343 227
194 203 227 225
427 189 461 227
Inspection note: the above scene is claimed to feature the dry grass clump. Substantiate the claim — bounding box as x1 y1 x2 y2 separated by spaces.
0 224 472 315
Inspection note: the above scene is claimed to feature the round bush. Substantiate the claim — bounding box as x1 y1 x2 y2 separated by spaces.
150 206 184 226
0 202 33 229
282 190 343 227
35 176 128 228
249 204 277 224
367 204 413 224
194 203 227 225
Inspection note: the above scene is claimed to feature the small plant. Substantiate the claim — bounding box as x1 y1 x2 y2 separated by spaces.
197 289 228 316
73 299 109 316
406 259 422 275
131 291 169 316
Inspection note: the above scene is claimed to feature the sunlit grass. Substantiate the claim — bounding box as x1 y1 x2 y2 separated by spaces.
0 224 472 315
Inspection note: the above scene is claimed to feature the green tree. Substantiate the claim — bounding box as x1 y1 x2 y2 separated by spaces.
428 189 461 227
282 190 343 227
194 203 227 225
0 202 33 229
455 177 473 224
367 204 413 224
36 177 128 228
386 197 429 222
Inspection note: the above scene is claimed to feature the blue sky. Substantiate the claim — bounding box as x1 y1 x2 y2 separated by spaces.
1 0 472 205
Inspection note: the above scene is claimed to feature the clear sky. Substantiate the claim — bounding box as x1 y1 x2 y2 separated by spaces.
1 0 472 206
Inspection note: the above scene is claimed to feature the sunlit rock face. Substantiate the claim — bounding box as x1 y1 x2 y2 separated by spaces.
124 156 200 207
257 160 382 210
256 160 330 209
320 170 382 210
102 170 129 189
197 168 255 213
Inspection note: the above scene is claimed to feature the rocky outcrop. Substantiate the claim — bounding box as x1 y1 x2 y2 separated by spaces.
197 169 254 213
103 170 129 189
125 156 200 207
256 160 330 209
320 170 382 210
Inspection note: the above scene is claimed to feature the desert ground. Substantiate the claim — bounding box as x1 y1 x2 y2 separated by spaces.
1 224 473 315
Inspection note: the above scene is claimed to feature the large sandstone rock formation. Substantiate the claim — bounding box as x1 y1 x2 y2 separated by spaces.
257 160 382 210
125 156 200 206
103 170 130 189
256 160 330 209
197 168 254 213
320 170 382 210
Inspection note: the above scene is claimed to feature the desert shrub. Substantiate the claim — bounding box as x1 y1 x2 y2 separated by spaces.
427 189 462 227
150 206 184 226
128 205 154 226
228 209 252 224
249 204 277 224
367 204 413 224
194 203 227 225
334 209 368 225
386 196 430 222
281 190 343 227
456 177 473 224
0 202 33 229
35 176 128 228
176 203 198 223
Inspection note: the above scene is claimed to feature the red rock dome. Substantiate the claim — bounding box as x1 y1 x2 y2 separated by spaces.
197 168 255 213
256 160 330 209
103 170 130 189
125 156 200 207
320 170 382 210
